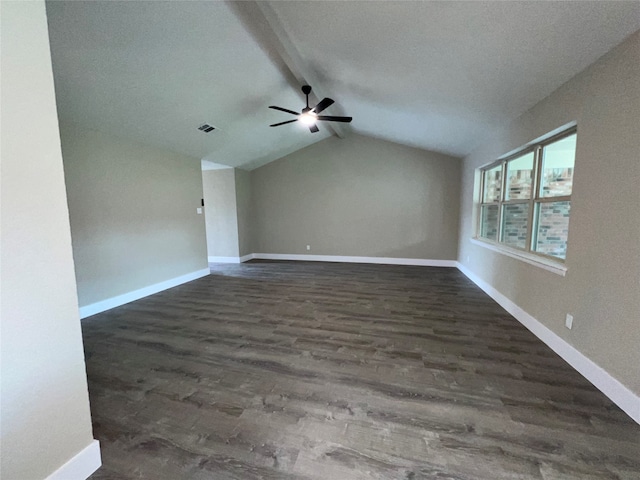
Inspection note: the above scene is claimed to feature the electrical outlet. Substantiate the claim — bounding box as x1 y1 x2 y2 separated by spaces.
565 314 573 329
306 245 311 251
196 207 203 215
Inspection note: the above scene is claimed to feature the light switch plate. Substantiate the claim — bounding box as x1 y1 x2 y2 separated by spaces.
565 314 573 329
196 207 203 214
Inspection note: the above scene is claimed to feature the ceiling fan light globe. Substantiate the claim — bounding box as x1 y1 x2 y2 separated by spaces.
299 112 317 125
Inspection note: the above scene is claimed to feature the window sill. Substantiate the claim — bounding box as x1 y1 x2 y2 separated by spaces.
470 238 568 276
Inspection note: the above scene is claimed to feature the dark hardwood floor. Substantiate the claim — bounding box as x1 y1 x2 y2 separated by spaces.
85 261 640 480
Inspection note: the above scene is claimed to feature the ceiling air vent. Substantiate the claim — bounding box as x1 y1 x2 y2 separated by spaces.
197 123 216 133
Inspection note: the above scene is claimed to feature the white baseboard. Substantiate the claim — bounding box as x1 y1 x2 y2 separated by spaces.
208 256 241 263
208 255 257 263
79 268 210 319
46 439 101 480
251 253 457 267
456 262 640 425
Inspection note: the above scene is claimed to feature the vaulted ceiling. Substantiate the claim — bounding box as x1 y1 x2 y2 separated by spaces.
46 1 640 170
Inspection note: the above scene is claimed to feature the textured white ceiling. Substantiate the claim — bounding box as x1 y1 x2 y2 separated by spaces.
46 1 640 169
45 1 331 170
269 1 640 157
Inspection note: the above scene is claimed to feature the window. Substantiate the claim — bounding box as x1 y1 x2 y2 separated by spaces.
477 129 576 262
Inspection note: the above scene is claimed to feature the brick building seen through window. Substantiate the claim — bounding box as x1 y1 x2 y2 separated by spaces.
478 130 576 261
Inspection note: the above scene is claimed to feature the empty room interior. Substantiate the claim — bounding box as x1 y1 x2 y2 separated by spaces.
2 1 640 479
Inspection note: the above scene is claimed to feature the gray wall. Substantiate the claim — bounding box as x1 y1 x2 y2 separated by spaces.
0 2 96 477
458 31 640 394
251 134 461 259
61 124 208 307
202 169 240 258
235 168 254 257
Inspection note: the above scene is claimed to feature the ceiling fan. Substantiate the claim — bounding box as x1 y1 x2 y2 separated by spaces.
269 85 352 133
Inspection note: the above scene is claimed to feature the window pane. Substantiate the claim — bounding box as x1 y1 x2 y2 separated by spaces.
540 133 576 198
501 203 530 249
533 201 571 259
506 152 534 200
483 165 502 202
480 205 499 241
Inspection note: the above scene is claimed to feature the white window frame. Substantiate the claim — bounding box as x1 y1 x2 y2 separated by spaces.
474 127 576 276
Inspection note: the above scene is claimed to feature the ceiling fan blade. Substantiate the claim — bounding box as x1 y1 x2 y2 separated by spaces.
270 119 299 127
269 106 300 116
309 124 319 133
316 115 352 123
312 98 334 114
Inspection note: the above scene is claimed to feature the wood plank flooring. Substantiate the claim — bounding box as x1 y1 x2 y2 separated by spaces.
84 261 640 479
